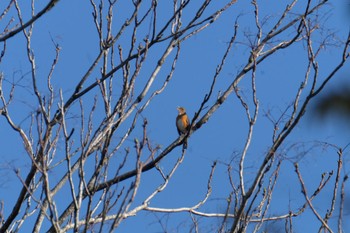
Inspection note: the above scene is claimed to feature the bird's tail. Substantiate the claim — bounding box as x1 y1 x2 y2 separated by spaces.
183 138 188 150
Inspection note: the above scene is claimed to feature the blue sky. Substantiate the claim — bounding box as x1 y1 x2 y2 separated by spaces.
0 1 350 232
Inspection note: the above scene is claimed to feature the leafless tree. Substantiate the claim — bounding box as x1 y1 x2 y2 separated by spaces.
0 0 349 232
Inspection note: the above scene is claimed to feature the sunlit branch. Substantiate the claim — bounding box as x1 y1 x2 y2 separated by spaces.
295 163 333 233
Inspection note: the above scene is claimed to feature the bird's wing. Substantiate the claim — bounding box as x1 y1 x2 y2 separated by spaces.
176 115 182 135
184 115 190 130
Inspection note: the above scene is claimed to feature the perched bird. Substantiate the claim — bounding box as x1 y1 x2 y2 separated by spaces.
176 106 190 149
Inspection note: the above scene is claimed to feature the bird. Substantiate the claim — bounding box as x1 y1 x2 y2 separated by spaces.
176 106 190 149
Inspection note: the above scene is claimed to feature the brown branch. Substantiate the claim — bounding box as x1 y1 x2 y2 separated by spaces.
294 163 333 233
0 0 60 42
229 2 347 232
319 148 343 231
338 174 348 233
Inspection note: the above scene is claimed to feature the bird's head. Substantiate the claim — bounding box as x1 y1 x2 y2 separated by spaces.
177 106 186 114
